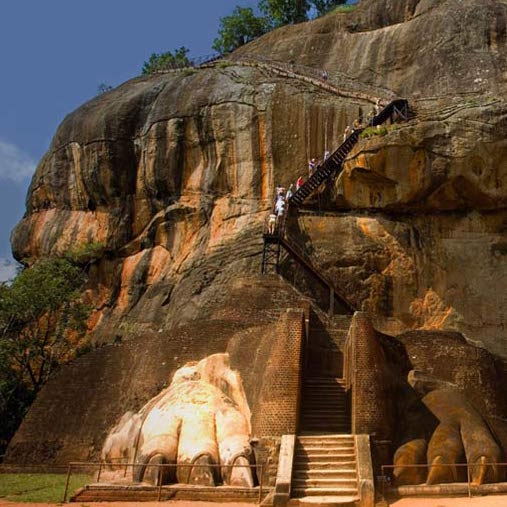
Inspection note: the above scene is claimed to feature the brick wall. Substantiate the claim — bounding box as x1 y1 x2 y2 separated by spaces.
254 309 306 436
344 312 394 440
5 275 308 467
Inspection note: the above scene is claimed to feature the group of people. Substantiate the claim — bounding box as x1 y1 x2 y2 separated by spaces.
266 99 385 236
267 185 291 235
342 99 383 141
307 149 331 178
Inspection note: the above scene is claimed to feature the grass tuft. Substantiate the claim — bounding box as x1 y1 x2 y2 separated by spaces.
360 125 389 139
332 4 357 14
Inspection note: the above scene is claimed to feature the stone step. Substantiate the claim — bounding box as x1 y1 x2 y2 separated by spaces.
296 447 354 455
297 434 353 441
304 381 346 386
294 452 356 461
301 410 349 415
292 476 357 489
297 441 353 447
301 428 351 433
293 466 357 475
302 391 346 396
300 421 350 427
297 495 359 507
302 389 346 394
293 470 357 479
293 460 357 470
304 382 346 386
304 380 346 385
292 487 358 497
299 431 352 437
302 397 347 401
301 423 350 429
293 478 357 488
303 407 349 417
302 405 347 411
296 442 354 450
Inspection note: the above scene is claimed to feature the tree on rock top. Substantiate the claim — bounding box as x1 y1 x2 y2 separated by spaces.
260 0 309 27
213 7 269 54
312 0 348 15
142 46 191 74
212 0 348 54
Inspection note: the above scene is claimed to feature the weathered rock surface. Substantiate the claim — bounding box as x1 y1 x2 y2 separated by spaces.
6 0 507 467
11 0 507 357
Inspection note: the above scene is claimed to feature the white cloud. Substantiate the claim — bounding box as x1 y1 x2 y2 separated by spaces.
0 140 36 183
0 258 20 283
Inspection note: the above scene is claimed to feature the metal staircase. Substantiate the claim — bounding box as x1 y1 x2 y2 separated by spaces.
289 99 409 208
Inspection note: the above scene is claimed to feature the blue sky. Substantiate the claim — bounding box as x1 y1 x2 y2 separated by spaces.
0 0 355 280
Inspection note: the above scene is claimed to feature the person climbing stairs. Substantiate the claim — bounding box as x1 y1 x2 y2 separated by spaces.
289 99 409 208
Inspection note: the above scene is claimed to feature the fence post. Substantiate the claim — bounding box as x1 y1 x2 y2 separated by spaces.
97 462 103 483
258 464 263 504
62 464 72 503
157 466 163 501
381 465 385 500
467 464 472 498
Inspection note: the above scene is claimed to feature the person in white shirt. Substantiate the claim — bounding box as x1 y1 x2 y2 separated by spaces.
343 125 352 142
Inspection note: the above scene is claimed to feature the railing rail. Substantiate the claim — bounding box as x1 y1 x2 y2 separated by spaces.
63 461 265 503
380 462 507 500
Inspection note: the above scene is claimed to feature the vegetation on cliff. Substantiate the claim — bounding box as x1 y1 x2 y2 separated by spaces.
0 258 90 452
142 46 191 74
213 0 347 53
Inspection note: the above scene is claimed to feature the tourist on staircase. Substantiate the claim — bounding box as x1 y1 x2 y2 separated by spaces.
286 184 294 200
308 158 316 178
275 197 285 234
343 125 351 142
267 213 277 235
324 150 330 162
296 175 304 190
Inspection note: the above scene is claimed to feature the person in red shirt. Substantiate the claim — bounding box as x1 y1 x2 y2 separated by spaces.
296 176 304 190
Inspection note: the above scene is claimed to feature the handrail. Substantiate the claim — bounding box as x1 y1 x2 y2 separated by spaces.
279 235 355 314
63 461 265 503
380 462 507 500
288 98 408 208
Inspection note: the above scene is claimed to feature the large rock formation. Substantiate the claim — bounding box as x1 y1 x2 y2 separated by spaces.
7 0 507 471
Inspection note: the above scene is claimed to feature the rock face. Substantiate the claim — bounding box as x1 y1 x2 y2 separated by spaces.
7 0 507 469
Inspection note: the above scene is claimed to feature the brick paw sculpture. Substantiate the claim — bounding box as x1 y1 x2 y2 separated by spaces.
101 353 254 486
394 387 504 486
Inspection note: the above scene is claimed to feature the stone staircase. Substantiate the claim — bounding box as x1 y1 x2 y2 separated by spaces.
300 377 350 433
291 435 358 505
291 376 358 505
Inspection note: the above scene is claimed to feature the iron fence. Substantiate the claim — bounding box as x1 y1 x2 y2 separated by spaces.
380 462 507 499
63 460 265 503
